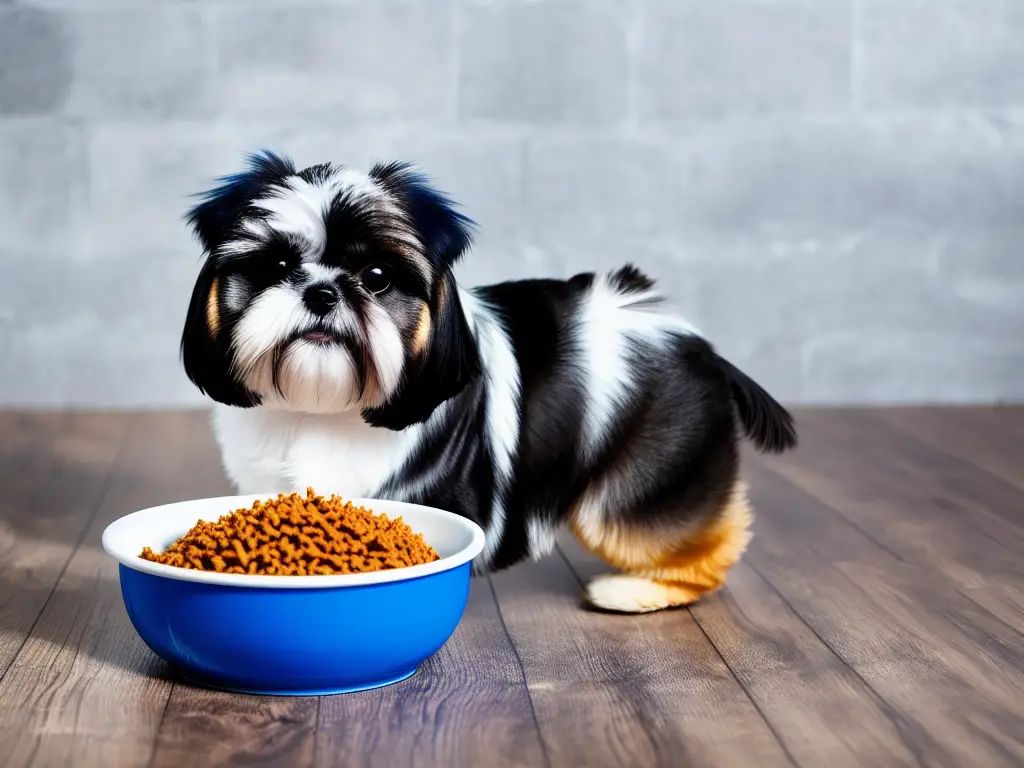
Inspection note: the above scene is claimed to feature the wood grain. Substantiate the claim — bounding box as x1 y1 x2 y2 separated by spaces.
493 541 793 768
0 412 228 768
771 410 1024 630
150 690 318 768
0 413 126 679
879 407 1024 492
686 557 920 768
313 578 545 768
1 408 1024 767
744 452 1024 767
963 405 1024 439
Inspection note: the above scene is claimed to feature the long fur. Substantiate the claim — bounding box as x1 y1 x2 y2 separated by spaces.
182 152 797 590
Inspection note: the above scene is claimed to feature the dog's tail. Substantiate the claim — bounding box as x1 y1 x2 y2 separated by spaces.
715 355 797 454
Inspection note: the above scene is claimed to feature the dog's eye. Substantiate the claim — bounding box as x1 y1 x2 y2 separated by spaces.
252 238 299 282
273 255 297 275
247 249 297 284
361 264 392 295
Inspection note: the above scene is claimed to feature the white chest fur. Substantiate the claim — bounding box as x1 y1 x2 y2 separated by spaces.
211 404 420 497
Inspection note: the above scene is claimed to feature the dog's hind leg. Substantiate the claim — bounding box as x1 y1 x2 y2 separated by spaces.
570 481 753 614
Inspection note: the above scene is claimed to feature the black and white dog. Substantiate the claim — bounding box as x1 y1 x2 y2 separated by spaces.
181 151 796 613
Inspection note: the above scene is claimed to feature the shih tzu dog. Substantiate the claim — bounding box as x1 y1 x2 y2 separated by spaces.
181 151 797 613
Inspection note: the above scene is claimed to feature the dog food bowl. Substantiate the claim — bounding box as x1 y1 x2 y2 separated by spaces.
101 494 485 696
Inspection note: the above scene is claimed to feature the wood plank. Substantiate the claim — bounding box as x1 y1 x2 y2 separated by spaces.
779 409 1024 555
961 405 1024 440
150 691 317 768
559 533 923 767
2 407 1022 766
0 412 230 768
744 456 1024 767
877 407 1024 492
490 545 792 768
687 560 920 768
851 409 1024 533
312 578 545 768
772 411 1024 631
0 413 126 678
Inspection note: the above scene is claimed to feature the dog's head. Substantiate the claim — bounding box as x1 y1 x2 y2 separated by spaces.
181 151 480 429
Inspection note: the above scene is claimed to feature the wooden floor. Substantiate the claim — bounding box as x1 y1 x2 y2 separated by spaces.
0 408 1023 767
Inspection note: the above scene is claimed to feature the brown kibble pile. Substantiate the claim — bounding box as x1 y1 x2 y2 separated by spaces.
140 488 440 575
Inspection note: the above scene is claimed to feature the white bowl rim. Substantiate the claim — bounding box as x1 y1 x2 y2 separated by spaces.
101 493 486 589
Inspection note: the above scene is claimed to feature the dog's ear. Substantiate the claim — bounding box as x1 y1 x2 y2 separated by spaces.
180 259 260 408
363 273 480 430
369 161 476 270
186 150 296 255
180 150 295 408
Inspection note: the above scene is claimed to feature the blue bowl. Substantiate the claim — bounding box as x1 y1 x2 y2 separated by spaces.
101 494 485 696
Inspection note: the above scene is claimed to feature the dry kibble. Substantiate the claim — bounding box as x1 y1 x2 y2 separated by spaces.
140 488 440 575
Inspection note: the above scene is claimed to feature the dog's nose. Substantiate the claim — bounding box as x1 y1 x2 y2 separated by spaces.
303 283 340 316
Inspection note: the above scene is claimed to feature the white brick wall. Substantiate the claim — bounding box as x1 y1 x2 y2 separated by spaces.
0 0 1022 406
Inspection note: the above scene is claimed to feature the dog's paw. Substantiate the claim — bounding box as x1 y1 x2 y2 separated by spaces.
584 575 688 614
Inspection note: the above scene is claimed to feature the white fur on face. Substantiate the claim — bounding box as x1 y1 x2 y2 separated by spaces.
230 283 369 413
230 284 356 412
232 285 306 377
223 168 425 278
301 262 341 284
362 302 406 404
249 176 343 257
217 170 381 259
274 341 363 413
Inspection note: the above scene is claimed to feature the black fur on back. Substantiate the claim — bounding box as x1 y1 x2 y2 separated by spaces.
372 267 797 573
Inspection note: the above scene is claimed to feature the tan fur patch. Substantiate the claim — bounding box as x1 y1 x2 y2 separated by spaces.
206 277 220 339
572 481 753 612
433 273 447 314
412 302 431 355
